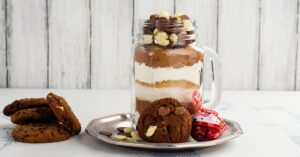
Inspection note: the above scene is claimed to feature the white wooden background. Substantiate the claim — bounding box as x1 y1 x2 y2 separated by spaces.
0 0 299 90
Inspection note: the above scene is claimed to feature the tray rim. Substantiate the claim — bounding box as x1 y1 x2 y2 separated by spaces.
85 113 243 150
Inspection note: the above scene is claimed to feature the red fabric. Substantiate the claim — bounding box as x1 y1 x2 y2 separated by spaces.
191 90 228 141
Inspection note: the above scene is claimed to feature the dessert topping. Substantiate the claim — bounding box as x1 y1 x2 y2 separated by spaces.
158 11 170 19
142 11 195 48
143 35 153 44
169 33 178 42
183 20 193 31
154 31 169 46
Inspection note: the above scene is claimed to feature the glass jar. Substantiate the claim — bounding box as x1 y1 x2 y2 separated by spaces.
131 16 221 124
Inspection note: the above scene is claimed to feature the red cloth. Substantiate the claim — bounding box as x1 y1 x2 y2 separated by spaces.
191 90 228 141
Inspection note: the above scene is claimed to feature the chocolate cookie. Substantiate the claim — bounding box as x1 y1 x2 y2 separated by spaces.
46 93 81 135
137 98 192 143
11 107 55 124
12 123 70 143
3 98 48 116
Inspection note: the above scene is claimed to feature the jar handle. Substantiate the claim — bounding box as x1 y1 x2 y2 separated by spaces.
202 47 221 109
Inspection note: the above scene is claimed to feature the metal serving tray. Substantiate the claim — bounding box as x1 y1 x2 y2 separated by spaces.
85 113 243 150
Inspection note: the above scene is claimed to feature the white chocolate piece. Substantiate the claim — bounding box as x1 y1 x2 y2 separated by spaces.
131 131 143 141
145 125 157 137
169 33 178 42
125 137 137 142
143 35 153 44
154 31 169 46
158 11 170 19
153 29 159 35
124 128 133 134
155 31 168 40
112 135 127 140
183 20 193 31
170 13 183 20
179 31 187 35
154 38 170 46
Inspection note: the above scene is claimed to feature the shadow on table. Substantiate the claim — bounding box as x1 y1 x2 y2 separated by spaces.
76 133 232 157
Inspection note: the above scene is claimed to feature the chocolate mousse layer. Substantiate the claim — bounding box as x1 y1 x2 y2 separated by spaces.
134 45 203 69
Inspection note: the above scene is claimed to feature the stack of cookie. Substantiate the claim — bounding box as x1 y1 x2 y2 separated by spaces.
2 93 81 143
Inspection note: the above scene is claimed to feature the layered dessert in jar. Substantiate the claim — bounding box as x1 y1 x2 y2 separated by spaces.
133 11 204 122
104 12 228 144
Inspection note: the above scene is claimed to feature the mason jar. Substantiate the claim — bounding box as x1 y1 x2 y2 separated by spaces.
131 14 221 124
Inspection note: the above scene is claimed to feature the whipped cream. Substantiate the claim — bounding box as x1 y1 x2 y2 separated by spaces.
134 61 203 85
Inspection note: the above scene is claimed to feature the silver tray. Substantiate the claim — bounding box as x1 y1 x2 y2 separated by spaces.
85 113 243 150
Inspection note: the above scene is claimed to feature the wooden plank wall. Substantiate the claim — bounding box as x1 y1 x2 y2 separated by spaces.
259 0 298 90
0 0 299 90
0 0 5 87
7 0 48 88
91 0 133 89
48 0 90 89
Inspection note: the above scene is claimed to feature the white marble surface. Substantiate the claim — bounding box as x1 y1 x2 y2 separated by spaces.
0 89 300 157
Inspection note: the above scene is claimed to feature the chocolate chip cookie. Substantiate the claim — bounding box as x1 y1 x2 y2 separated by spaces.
3 98 48 116
12 123 70 143
137 98 192 143
46 93 81 135
11 107 55 124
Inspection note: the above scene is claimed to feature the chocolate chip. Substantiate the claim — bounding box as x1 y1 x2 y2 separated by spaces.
175 107 186 115
158 106 171 116
176 40 187 47
143 27 153 35
117 127 126 133
150 14 159 23
185 39 195 45
180 15 190 20
99 130 112 137
156 17 170 31
117 132 131 137
186 30 195 35
144 20 155 31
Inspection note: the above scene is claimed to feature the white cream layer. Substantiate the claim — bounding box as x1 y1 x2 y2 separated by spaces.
135 82 197 102
134 61 202 85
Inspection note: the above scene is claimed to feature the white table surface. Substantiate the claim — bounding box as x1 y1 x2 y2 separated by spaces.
0 89 300 157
